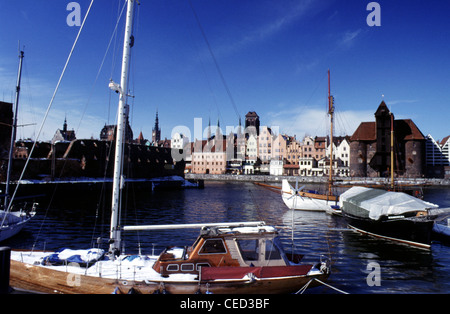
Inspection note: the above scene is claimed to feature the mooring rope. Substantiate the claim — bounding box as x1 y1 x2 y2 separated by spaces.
295 278 349 294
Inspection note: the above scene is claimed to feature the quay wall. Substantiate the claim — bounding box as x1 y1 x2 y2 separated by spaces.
186 173 450 187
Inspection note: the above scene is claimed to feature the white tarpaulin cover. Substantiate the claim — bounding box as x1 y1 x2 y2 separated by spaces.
340 186 439 220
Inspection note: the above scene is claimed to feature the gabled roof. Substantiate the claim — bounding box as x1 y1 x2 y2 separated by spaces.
394 119 425 141
440 135 450 146
350 122 376 141
192 139 227 153
350 101 425 142
350 119 425 142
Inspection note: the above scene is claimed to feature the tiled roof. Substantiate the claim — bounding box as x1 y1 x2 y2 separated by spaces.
350 119 425 142
350 122 376 141
350 101 425 142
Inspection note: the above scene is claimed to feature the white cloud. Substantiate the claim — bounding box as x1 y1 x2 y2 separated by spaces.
265 106 374 139
339 29 363 48
213 0 323 56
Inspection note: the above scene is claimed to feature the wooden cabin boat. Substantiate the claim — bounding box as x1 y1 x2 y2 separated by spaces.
10 222 330 294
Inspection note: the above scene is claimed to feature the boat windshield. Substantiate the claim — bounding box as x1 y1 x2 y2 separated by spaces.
236 236 285 266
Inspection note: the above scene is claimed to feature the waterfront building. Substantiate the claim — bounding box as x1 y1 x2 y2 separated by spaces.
425 134 450 178
301 136 315 159
191 139 227 175
52 118 76 144
100 122 133 143
441 136 450 165
245 111 260 136
236 120 246 161
286 136 302 166
272 133 288 162
246 133 258 161
269 158 283 176
325 136 350 177
171 132 189 150
258 126 273 166
243 133 258 174
135 131 151 146
349 101 425 178
298 156 320 176
314 136 327 161
441 137 450 179
425 134 447 165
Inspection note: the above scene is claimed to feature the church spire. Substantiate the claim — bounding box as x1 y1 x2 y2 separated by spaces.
152 110 161 144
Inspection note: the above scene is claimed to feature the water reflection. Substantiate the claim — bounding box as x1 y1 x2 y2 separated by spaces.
3 181 450 293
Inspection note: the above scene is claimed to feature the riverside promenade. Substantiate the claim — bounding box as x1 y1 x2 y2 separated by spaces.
186 173 450 187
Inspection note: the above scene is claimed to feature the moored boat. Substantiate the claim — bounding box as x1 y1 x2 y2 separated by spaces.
340 186 439 249
280 70 340 215
10 222 330 294
281 180 339 213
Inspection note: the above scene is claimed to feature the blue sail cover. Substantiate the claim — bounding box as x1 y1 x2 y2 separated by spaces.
42 248 104 267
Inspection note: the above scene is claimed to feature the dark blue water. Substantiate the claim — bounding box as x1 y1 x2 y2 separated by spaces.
5 181 450 294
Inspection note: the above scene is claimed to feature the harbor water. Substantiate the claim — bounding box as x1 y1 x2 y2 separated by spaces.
4 181 450 294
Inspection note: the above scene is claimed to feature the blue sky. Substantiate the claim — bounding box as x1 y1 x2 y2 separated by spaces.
1 0 450 143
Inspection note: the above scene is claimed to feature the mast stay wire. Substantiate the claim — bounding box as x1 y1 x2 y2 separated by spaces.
188 0 241 123
7 0 95 213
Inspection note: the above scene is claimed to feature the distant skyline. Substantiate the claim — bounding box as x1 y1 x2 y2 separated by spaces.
1 0 449 143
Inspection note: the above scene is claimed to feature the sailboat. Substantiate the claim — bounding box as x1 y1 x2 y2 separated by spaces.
9 0 330 294
281 70 340 214
1 50 37 242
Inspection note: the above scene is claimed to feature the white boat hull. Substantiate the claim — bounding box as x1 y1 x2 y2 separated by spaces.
281 180 339 213
10 250 329 294
282 194 332 211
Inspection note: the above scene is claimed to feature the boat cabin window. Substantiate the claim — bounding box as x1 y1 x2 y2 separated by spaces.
237 238 285 265
181 263 194 272
265 239 282 260
236 239 259 262
199 239 227 254
167 264 179 272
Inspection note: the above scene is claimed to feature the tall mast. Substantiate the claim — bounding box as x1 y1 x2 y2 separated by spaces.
4 50 24 210
390 112 394 190
327 69 334 196
108 0 135 255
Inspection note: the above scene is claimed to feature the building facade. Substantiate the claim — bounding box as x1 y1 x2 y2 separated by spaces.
191 139 227 174
349 101 425 178
245 111 260 136
52 118 76 144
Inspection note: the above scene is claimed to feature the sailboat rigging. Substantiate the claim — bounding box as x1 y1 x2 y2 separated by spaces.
281 70 340 214
0 49 37 242
9 0 330 294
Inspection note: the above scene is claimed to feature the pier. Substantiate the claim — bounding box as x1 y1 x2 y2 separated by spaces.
185 173 450 187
